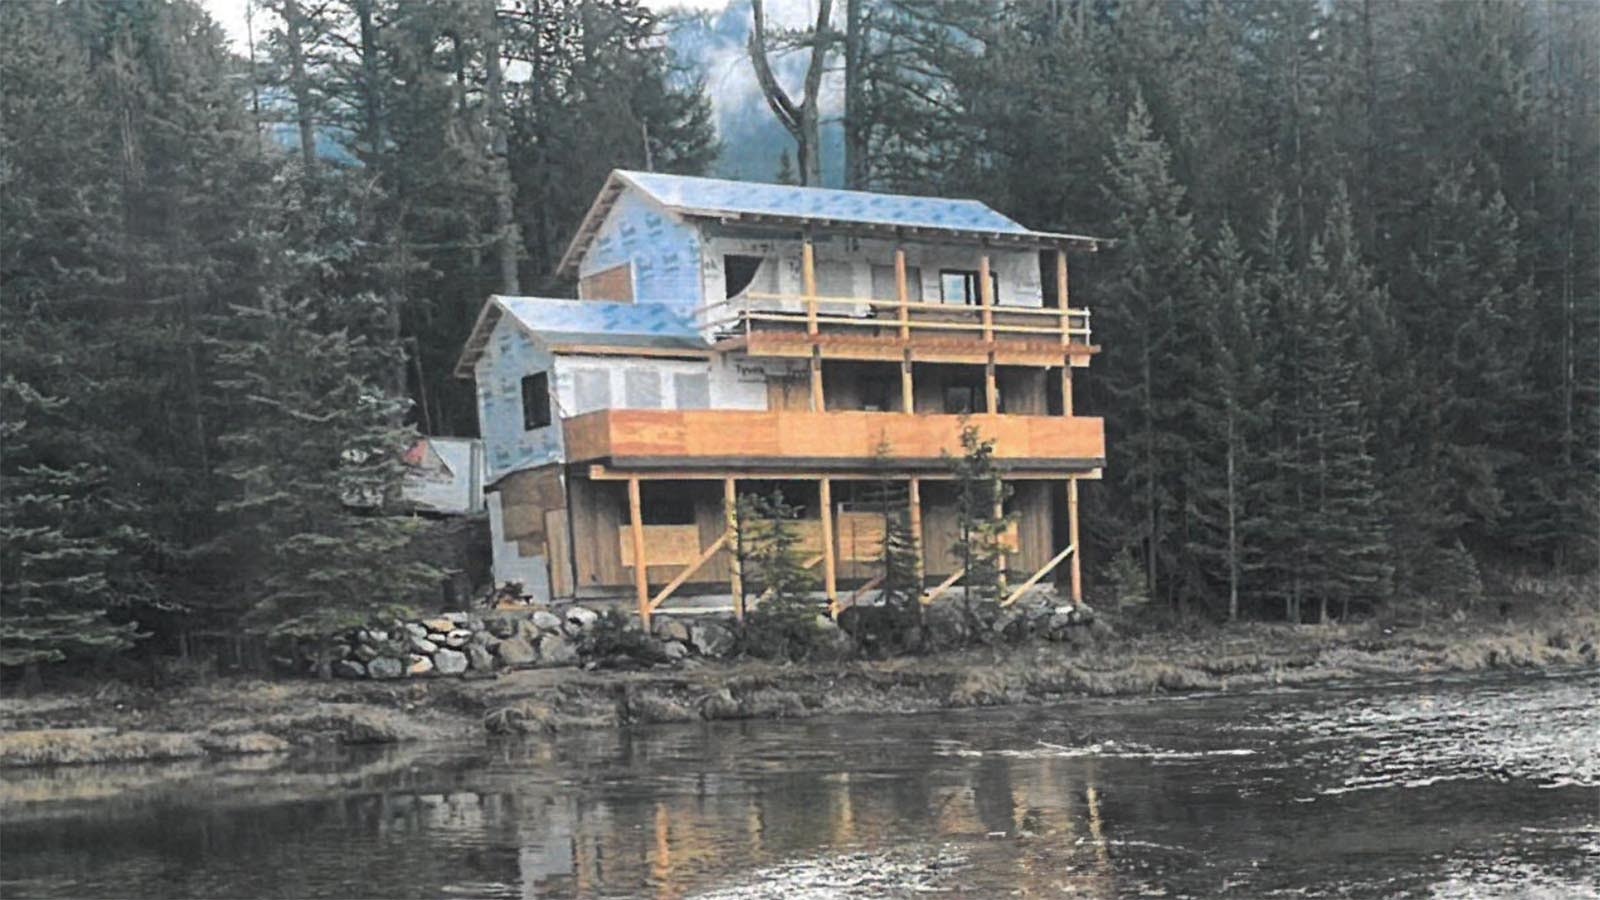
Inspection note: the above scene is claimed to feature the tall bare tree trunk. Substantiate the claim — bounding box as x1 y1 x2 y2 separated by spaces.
282 0 318 173
749 0 833 186
482 0 520 294
843 0 866 188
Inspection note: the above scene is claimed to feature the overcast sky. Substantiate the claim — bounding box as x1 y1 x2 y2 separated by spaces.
200 0 734 51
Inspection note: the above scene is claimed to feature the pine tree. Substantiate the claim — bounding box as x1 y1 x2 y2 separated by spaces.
1292 194 1394 621
947 425 1012 622
737 490 821 660
1098 93 1203 608
211 293 438 674
1191 223 1268 620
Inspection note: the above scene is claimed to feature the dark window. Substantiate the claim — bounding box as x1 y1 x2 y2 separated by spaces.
724 255 765 298
939 269 999 305
521 372 551 430
944 384 982 414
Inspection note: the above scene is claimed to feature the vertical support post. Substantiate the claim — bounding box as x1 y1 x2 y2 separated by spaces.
909 477 924 589
725 477 743 622
980 252 997 412
978 252 994 341
803 235 824 410
896 247 914 413
1068 476 1083 607
1061 364 1074 417
994 488 1008 593
1056 249 1072 345
894 247 911 341
819 476 838 617
628 477 650 629
986 354 999 414
803 235 819 335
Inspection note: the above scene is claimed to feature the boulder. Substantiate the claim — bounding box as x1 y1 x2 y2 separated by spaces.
469 630 496 647
351 643 379 663
408 635 439 655
653 618 691 643
531 610 563 633
404 622 429 640
537 633 579 667
444 629 472 648
332 659 366 679
368 657 404 679
331 643 352 660
407 654 434 676
495 636 537 667
423 618 456 635
484 615 519 639
661 640 690 662
467 644 496 672
433 648 468 676
689 620 736 658
443 612 472 626
565 606 600 631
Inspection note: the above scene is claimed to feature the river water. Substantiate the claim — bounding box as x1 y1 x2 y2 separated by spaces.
3 671 1596 898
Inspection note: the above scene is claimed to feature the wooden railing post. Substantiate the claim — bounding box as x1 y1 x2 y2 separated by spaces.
725 477 744 621
628 477 650 630
819 476 838 617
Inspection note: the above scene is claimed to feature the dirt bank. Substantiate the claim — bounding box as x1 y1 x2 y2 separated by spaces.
3 604 1594 768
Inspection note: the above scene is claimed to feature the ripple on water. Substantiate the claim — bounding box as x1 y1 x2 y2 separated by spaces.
1256 674 1600 795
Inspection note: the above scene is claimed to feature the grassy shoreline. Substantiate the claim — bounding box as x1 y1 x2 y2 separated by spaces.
2 603 1594 770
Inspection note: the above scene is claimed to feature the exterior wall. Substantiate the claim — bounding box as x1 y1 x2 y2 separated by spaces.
554 353 771 416
701 233 1043 308
581 190 702 309
476 315 562 483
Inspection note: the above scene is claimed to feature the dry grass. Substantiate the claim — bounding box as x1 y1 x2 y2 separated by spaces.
0 728 206 768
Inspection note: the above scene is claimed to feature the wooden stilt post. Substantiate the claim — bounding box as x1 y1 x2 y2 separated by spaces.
803 234 824 411
819 476 838 617
725 477 743 621
628 477 650 630
896 247 914 413
995 488 1008 593
909 477 925 589
1068 476 1083 607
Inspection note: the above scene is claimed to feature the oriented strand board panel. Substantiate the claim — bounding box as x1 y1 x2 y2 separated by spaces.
618 524 702 568
579 262 634 302
546 509 574 598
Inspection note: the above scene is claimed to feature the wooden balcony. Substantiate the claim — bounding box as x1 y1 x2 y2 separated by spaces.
697 291 1098 368
563 409 1105 475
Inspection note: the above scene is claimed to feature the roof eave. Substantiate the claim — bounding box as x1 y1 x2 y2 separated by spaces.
687 210 1106 251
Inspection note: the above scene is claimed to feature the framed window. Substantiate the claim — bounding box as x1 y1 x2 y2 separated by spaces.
939 269 999 305
521 372 551 430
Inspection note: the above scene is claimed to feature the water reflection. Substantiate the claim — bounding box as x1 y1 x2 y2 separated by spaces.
3 672 1596 899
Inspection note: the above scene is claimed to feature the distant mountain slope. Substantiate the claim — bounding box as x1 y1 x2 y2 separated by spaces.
662 2 845 186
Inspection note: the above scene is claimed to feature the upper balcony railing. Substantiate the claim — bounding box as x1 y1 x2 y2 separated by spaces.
695 290 1092 349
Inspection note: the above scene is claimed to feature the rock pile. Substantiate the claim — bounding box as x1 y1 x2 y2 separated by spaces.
292 607 742 680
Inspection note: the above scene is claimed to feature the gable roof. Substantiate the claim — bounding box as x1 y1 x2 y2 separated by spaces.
557 170 1103 277
454 295 710 378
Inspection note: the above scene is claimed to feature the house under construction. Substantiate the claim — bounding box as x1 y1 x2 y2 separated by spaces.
455 171 1107 626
